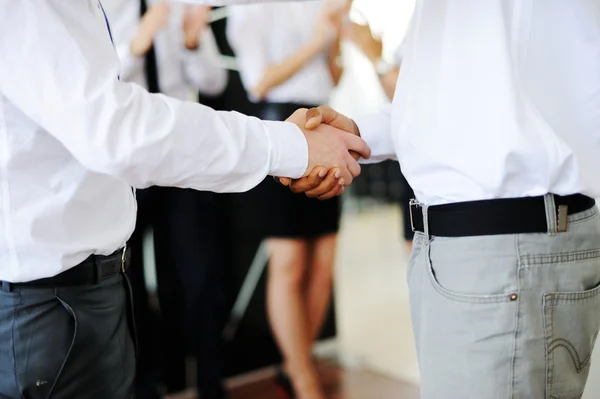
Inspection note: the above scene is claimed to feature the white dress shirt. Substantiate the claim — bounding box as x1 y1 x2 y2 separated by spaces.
355 0 600 206
103 0 227 100
227 1 334 105
0 0 308 282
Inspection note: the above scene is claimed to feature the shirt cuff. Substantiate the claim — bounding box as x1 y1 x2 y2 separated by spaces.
353 107 396 164
263 121 308 179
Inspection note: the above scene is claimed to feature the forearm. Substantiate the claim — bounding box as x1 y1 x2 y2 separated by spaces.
91 84 308 191
252 39 324 99
328 39 344 86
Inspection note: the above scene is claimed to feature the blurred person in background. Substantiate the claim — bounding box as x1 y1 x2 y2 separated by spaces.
348 21 414 251
102 1 229 398
227 2 347 399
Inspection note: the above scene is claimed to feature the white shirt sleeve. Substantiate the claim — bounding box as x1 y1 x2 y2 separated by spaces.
181 28 228 96
353 105 396 163
0 0 307 192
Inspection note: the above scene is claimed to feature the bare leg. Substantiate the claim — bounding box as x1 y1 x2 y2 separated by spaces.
266 238 326 399
406 240 413 254
305 234 337 342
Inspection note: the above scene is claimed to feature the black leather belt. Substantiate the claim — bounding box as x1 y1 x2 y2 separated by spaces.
1 247 130 290
410 194 596 237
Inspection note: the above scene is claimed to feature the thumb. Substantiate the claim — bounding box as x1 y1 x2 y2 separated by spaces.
305 108 323 130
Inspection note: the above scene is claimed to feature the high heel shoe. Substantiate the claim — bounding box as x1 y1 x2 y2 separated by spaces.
275 369 296 399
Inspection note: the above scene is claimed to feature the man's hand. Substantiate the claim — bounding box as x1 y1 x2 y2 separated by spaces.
305 105 360 138
279 106 362 199
130 2 171 57
285 109 370 188
182 5 212 50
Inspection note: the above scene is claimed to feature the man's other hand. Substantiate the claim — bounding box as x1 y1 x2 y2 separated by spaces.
286 109 370 188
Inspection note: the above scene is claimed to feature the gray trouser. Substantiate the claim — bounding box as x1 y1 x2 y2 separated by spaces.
0 273 135 399
408 196 600 398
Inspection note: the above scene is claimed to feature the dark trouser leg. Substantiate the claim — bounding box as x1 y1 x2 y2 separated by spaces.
153 194 187 394
127 188 161 399
0 274 135 399
161 189 229 397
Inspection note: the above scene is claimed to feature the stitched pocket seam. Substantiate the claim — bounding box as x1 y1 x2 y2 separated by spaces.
46 297 78 399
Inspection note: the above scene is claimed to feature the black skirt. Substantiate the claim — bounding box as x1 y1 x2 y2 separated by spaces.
253 102 341 239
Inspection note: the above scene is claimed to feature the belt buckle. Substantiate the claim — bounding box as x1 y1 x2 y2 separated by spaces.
409 199 419 232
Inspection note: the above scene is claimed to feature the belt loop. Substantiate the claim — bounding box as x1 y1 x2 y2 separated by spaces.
544 194 558 236
422 204 430 240
1 281 13 293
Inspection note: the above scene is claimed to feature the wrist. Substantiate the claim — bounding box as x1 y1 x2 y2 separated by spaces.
312 33 332 52
130 35 152 57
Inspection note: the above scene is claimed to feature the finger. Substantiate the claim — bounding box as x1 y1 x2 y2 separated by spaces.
304 168 342 198
289 167 328 194
318 184 345 201
273 176 291 187
339 166 353 186
343 133 371 159
346 156 362 178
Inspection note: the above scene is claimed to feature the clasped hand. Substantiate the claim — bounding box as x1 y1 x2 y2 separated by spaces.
284 106 368 200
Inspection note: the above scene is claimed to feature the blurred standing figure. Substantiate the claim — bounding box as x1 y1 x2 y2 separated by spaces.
102 1 228 398
227 3 346 399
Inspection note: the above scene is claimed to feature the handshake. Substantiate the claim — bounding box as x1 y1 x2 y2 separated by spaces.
281 106 371 200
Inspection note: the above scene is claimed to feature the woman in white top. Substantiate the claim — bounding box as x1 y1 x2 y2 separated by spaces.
228 3 346 399
102 2 229 399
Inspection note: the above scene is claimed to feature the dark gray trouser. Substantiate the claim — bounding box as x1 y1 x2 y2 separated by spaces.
408 195 600 398
0 273 135 399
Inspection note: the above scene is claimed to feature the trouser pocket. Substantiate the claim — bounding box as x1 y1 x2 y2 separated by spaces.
408 235 519 399
544 283 600 399
13 295 77 399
